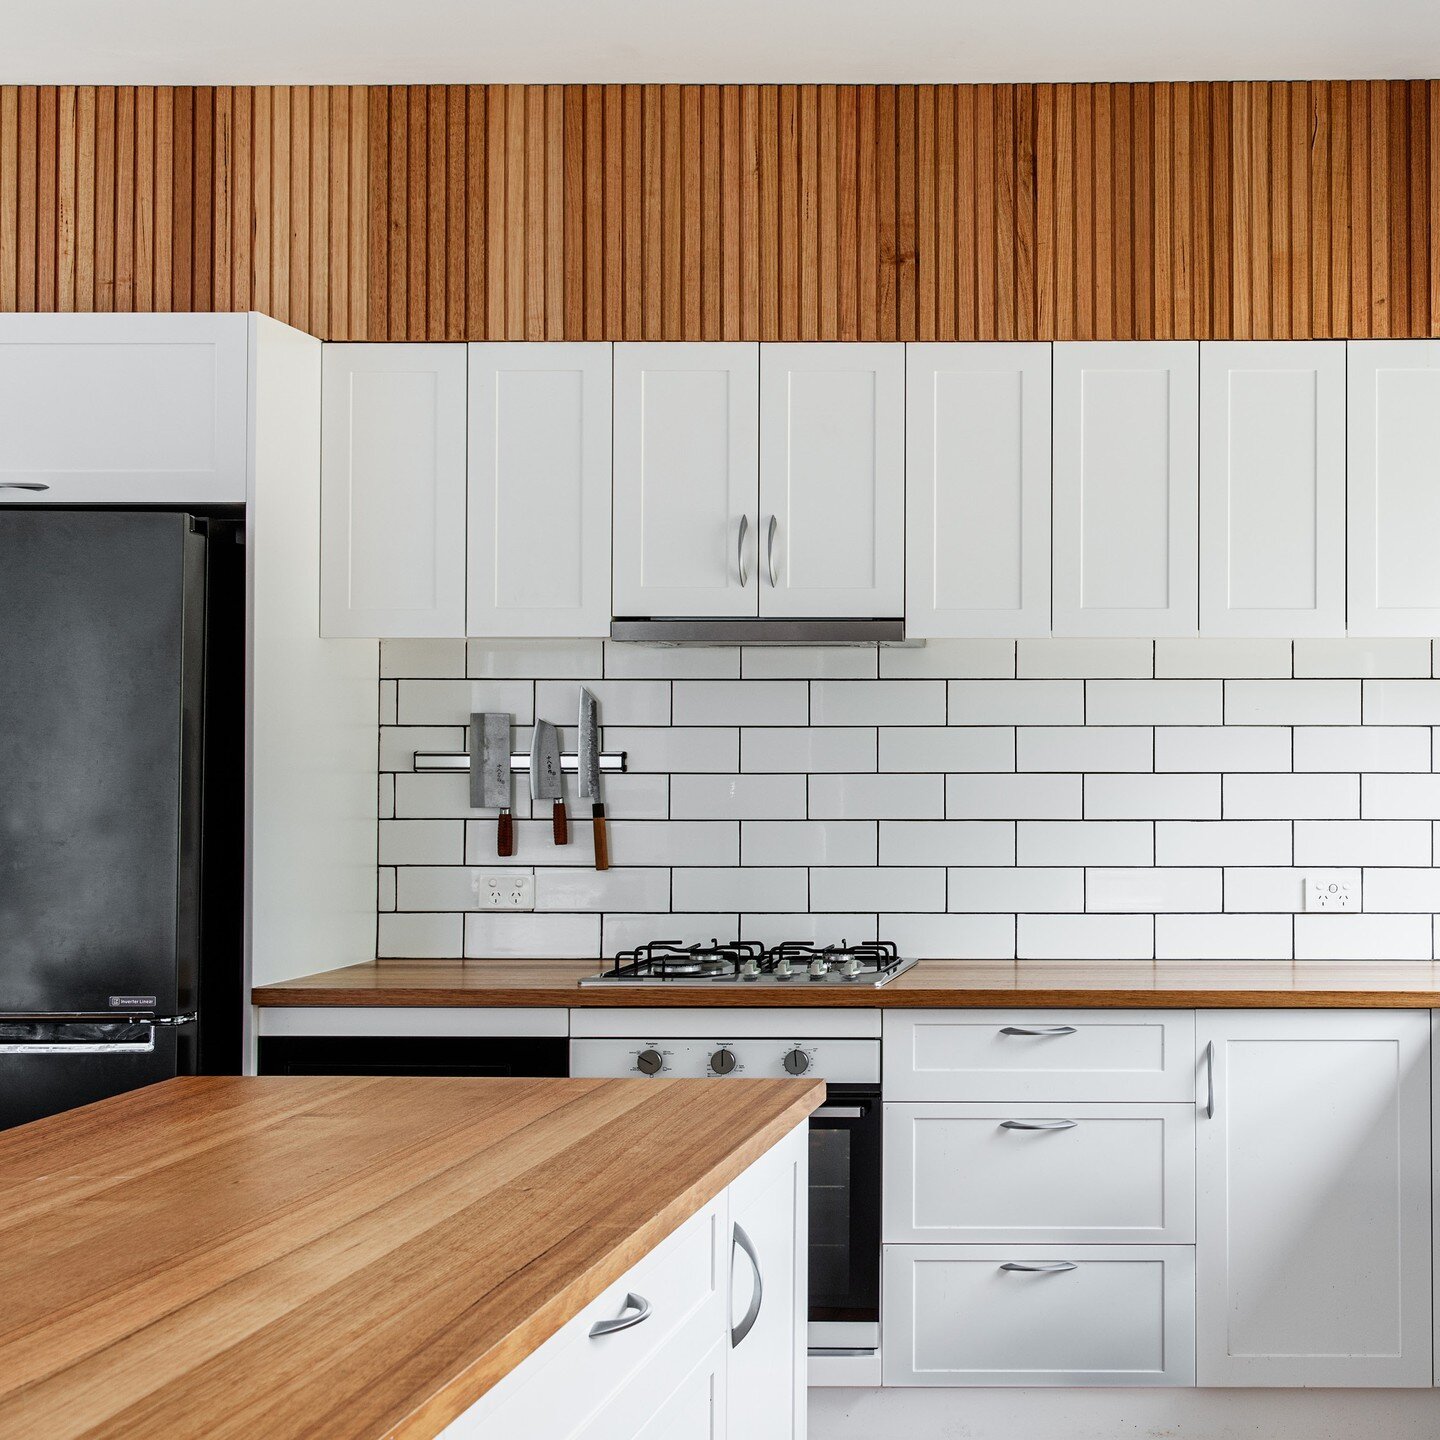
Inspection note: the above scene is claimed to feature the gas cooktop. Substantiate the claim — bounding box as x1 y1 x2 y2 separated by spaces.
577 939 917 987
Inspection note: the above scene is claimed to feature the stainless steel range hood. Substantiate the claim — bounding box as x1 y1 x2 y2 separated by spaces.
609 618 906 646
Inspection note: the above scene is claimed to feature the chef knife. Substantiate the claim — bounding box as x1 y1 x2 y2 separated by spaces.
530 719 567 845
470 711 514 857
578 688 609 871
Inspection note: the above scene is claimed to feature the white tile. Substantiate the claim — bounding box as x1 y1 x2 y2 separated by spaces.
1223 773 1358 820
1017 821 1154 866
1294 821 1432 867
379 726 466 773
1293 638 1431 678
881 639 1014 678
1363 773 1440 819
395 866 488 911
672 774 808 819
1155 638 1292 678
740 914 879 945
378 868 396 911
1223 868 1357 913
1085 774 1219 820
534 679 670 727
811 680 946 726
1363 679 1440 724
602 643 740 678
466 818 600 866
1225 679 1359 725
604 822 737 866
881 821 1015 866
1018 914 1153 960
741 647 878 678
742 821 877 866
811 867 946 912
1017 638 1153 678
1086 867 1221 913
742 727 876 773
1154 913 1293 960
1154 727 1291 773
948 680 1084 725
398 679 535 726
379 819 465 865
379 912 463 958
948 867 1083 913
880 726 1014 773
671 680 808 726
395 772 530 820
671 867 809 912
1017 726 1152 773
604 727 739 773
947 774 1083 819
1294 913 1432 961
1294 726 1431 773
468 639 603 679
811 773 945 819
1362 868 1440 912
381 638 467 678
536 867 671 912
1085 680 1222 725
379 681 397 725
884 912 1016 959
558 772 669 820
602 914 736 953
464 912 601 958
1155 821 1292 866
378 773 394 819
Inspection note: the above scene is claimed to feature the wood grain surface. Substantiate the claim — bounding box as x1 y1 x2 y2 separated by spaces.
0 1074 821 1439
1 81 1439 339
252 958 1440 1009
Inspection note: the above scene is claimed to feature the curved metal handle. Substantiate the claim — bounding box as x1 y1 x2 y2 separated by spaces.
999 1119 1078 1131
766 514 778 587
588 1291 650 1338
736 514 750 587
999 1025 1077 1037
1000 1261 1078 1274
1204 1040 1215 1120
731 1221 763 1347
0 482 50 491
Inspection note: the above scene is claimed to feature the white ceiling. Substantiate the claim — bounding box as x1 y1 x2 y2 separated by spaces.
5 0 1440 86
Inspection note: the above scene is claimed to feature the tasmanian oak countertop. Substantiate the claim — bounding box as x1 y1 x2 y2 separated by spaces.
0 1074 822 1440
252 957 1440 1009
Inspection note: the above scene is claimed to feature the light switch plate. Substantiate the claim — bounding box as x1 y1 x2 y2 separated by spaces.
474 871 535 911
1304 872 1356 912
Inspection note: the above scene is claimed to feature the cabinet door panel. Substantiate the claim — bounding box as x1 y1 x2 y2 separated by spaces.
1200 342 1346 636
760 343 904 618
468 343 611 637
613 342 758 618
1053 342 1199 636
1196 1009 1431 1387
1348 341 1440 635
906 343 1052 637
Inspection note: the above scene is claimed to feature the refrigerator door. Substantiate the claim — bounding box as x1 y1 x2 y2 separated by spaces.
0 1025 177 1130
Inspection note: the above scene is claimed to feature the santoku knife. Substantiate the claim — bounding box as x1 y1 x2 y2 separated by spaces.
471 711 514 857
530 719 567 844
578 688 609 871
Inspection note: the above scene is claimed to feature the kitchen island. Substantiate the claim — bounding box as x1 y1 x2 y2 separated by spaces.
0 1073 820 1439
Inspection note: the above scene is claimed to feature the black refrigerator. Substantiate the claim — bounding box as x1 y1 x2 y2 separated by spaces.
0 509 244 1130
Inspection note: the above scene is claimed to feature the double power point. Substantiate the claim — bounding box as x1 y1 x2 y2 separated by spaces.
473 871 536 911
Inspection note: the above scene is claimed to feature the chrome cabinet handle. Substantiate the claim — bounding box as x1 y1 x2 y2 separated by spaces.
1204 1040 1215 1120
999 1119 1077 1131
999 1025 1077 1037
589 1291 650 1338
0 482 50 491
766 514 778 587
731 1221 764 1347
1001 1261 1078 1274
736 514 750 587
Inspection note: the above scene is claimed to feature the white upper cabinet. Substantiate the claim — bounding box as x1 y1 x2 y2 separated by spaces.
320 343 467 638
1348 340 1440 635
1200 341 1346 636
1053 342 1199 637
613 342 759 618
467 343 612 637
0 313 248 504
759 343 905 618
905 343 1051 636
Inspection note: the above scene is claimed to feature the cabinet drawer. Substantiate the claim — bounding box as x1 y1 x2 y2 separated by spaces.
884 1103 1195 1244
883 1244 1196 1387
883 1009 1195 1101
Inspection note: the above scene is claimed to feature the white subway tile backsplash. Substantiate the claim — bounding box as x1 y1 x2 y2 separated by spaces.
881 640 1014 678
948 774 1083 819
742 726 876 773
1294 821 1432 867
604 726 739 773
1222 867 1353 912
881 821 1014 866
380 819 465 866
379 912 463 958
1086 680 1222 725
381 638 468 678
1294 913 1432 961
537 867 671 913
671 680 808 726
672 774 807 819
466 819 597 866
559 772 669 819
948 867 1083 913
396 866 487 912
1225 679 1359 725
1294 726 1430 772
378 773 395 820
1086 867 1221 913
603 913 736 953
1085 774 1220 820
1018 914 1153 960
741 647 877 678
379 681 397 725
1361 868 1440 912
1363 680 1440 724
881 726 1014 773
602 822 738 866
743 821 877 866
741 914 879 944
1018 639 1153 678
379 726 467 773
464 912 600 958
399 679 536 726
948 680 1084 725
1155 638 1292 678
378 868 396 911
1154 727 1290 773
811 680 946 726
535 679 670 727
1017 821 1153 866
603 643 739 679
1156 821 1292 866
1154 913 1293 959
1293 638 1431 678
469 639 603 678
672 867 809 912
1018 726 1152 773
1223 773 1358 819
395 772 528 821
884 912 1016 958
811 867 946 912
1362 773 1440 818
812 773 945 819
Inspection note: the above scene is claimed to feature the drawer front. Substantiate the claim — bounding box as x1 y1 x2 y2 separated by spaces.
885 1103 1195 1244
883 1244 1196 1387
884 1009 1195 1101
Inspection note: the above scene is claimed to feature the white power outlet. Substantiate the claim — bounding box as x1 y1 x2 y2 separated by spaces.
1304 872 1357 913
474 871 535 911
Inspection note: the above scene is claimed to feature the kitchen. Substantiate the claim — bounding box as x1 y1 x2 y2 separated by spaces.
5 4 1440 1439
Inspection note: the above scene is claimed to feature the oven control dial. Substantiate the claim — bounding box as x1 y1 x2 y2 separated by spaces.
635 1048 664 1076
782 1047 812 1075
709 1047 737 1075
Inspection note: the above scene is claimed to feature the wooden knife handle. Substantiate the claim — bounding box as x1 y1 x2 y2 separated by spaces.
552 799 569 846
497 810 514 858
592 804 609 871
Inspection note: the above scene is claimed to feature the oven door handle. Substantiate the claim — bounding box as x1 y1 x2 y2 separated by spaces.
731 1221 763 1348
812 1105 867 1119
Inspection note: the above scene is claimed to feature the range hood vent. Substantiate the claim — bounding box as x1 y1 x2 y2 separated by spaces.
609 618 906 646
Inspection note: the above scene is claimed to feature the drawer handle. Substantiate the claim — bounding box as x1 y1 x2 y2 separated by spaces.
0 482 50 491
999 1119 1077 1131
1000 1261 1078 1274
999 1025 1077 1037
731 1221 764 1348
1204 1039 1215 1120
588 1291 651 1338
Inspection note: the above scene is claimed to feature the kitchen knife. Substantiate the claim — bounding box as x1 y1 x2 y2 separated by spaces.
530 719 567 845
578 688 609 871
471 711 514 857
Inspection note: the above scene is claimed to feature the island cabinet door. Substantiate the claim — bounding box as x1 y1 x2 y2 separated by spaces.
1196 1009 1432 1387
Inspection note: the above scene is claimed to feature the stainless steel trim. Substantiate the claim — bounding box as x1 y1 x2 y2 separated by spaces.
1000 1261 1078 1274
0 1027 158 1056
731 1222 763 1347
813 1105 866 1119
151 1012 198 1027
1204 1039 1215 1120
0 482 50 491
413 751 627 775
999 1118 1077 1131
608 618 906 647
999 1024 1078 1037
737 514 750 587
766 514 779 588
808 1347 877 1358
588 1292 650 1338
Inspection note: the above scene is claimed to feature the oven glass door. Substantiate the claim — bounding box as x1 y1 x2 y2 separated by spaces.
808 1082 881 1350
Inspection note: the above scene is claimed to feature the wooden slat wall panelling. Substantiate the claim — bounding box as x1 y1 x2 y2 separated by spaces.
0 88 17 311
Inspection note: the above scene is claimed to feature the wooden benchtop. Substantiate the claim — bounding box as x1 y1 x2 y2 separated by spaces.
253 957 1440 1009
0 1074 822 1440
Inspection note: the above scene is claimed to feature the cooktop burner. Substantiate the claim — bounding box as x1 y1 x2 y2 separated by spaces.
578 938 917 987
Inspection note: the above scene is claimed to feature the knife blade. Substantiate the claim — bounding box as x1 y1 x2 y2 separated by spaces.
471 711 514 857
530 719 567 845
578 689 609 871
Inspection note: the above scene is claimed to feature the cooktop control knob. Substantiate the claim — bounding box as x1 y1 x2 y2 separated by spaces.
740 958 762 980
773 957 795 979
808 956 830 979
840 955 862 979
710 1047 737 1075
783 1048 811 1075
635 1048 664 1076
